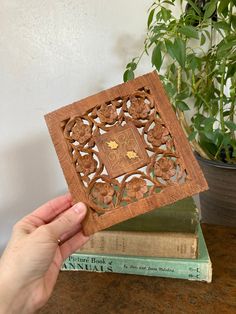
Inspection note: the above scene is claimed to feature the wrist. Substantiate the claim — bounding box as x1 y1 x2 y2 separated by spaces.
0 283 33 314
0 266 32 314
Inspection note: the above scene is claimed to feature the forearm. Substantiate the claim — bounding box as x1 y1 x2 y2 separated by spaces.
0 280 37 314
0 262 35 314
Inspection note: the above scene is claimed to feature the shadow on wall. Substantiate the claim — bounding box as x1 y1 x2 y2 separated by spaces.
113 33 152 76
0 133 66 254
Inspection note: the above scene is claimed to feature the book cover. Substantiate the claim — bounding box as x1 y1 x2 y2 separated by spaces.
76 197 199 259
61 225 212 283
107 197 199 234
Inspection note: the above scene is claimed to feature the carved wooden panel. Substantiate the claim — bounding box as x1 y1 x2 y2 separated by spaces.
94 122 150 178
45 71 208 235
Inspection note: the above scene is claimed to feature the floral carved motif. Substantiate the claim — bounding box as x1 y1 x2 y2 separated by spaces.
128 94 150 119
61 87 189 215
75 154 97 176
147 123 169 147
91 182 115 207
97 103 118 124
126 178 148 200
154 158 176 180
68 118 92 144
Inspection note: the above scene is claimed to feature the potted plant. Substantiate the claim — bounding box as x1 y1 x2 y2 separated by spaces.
123 0 236 226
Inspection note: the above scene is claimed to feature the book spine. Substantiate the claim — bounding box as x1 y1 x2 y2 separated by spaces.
77 231 198 259
61 253 212 283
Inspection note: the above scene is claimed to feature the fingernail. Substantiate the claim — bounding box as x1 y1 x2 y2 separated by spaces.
73 202 87 214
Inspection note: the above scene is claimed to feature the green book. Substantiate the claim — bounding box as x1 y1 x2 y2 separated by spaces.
61 224 212 282
107 197 199 233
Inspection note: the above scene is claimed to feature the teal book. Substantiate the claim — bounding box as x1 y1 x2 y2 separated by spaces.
61 225 212 283
107 197 199 234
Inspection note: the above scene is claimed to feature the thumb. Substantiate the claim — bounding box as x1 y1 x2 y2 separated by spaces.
43 202 87 242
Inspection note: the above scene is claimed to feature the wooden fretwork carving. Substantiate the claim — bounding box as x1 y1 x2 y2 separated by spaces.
45 71 208 235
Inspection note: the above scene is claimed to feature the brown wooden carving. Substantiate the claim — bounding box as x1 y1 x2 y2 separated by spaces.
45 71 208 235
94 122 150 178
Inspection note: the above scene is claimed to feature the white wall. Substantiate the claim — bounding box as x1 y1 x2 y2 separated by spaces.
0 0 152 252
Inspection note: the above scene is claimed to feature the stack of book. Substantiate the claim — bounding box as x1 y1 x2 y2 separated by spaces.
62 198 212 282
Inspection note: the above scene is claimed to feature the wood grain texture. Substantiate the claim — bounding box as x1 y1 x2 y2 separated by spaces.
45 71 208 235
94 122 150 178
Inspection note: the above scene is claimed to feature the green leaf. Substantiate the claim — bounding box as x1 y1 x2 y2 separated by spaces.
221 136 231 147
225 121 236 131
188 130 197 141
203 117 216 133
148 8 155 29
176 100 190 111
203 117 216 126
179 25 199 39
211 102 219 116
192 113 206 130
174 38 186 67
200 33 206 45
218 0 230 14
204 131 216 142
232 15 236 30
156 11 162 21
199 130 222 148
214 21 231 32
212 130 224 146
176 91 189 100
126 62 137 71
164 82 176 97
199 134 218 156
186 0 202 16
170 62 176 74
152 44 162 71
204 1 217 19
217 40 236 58
161 7 171 22
123 70 134 82
163 0 174 5
219 0 229 17
187 54 201 71
165 39 176 60
165 37 186 67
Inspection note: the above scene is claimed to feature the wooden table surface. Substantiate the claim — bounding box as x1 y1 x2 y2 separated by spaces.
40 224 236 314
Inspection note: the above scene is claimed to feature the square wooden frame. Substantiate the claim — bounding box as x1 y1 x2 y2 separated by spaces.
45 71 208 235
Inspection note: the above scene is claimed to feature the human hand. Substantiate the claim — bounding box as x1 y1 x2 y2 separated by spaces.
0 193 89 314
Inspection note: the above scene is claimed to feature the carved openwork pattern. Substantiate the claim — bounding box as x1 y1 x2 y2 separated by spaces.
62 87 189 215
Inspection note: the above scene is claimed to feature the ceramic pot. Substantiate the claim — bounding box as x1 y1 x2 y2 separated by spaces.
196 154 236 227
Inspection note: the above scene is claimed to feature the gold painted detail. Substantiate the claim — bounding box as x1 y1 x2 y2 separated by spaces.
126 151 139 159
106 140 119 150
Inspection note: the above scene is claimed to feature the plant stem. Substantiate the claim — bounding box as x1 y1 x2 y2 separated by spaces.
219 59 226 133
176 63 209 158
229 2 233 26
229 78 235 122
229 78 236 140
177 108 210 159
177 66 181 93
228 3 235 140
215 140 224 160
